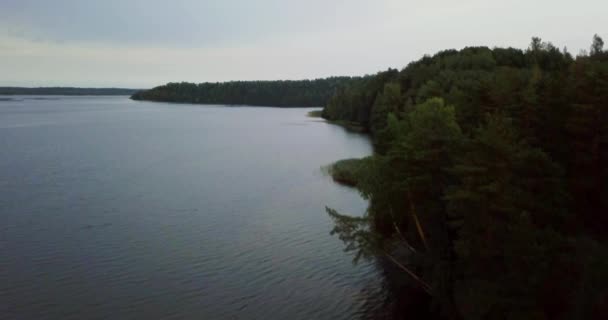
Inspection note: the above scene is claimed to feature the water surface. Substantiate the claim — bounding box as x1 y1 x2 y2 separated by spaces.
0 96 389 319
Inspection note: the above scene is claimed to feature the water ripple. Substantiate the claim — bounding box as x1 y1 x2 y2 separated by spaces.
0 98 388 319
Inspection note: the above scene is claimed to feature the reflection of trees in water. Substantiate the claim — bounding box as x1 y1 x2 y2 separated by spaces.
354 257 437 320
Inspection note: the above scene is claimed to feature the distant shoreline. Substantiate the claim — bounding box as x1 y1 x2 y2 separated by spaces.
0 87 141 96
130 78 355 108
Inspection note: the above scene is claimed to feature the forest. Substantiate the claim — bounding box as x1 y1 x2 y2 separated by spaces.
130 78 356 107
324 35 608 319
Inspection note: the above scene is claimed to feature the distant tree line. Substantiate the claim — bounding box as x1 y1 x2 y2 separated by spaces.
0 87 138 95
325 35 608 319
131 78 357 107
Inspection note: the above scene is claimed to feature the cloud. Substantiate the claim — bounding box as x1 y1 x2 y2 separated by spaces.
0 0 606 87
0 0 389 47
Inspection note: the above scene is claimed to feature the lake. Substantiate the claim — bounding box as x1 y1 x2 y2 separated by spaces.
0 96 393 319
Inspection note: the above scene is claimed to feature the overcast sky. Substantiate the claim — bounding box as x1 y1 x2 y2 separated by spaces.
0 0 605 88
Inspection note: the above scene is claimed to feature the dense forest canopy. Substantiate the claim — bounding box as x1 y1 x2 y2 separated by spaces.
325 35 608 319
0 87 138 95
130 78 358 107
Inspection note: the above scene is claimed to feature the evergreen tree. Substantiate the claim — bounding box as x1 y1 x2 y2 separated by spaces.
591 34 605 56
324 35 608 317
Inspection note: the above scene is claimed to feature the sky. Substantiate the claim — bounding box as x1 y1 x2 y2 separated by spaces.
0 0 605 88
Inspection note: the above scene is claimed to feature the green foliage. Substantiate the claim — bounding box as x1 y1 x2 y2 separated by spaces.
327 158 369 187
306 110 323 118
131 77 355 107
446 115 569 318
321 69 399 126
370 83 402 152
324 36 608 319
591 34 604 56
327 207 385 264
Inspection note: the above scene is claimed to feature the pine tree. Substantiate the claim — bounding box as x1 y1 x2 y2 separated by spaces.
591 34 605 56
446 115 567 318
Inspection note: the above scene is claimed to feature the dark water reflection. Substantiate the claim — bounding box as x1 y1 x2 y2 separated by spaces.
0 96 408 319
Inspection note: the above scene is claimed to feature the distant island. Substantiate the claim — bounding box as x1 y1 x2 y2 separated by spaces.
0 87 140 96
130 78 357 107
